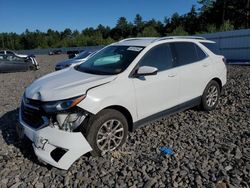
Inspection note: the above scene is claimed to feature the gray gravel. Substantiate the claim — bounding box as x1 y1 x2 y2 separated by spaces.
0 55 249 188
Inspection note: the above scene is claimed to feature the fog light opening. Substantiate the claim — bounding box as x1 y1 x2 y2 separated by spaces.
50 147 68 162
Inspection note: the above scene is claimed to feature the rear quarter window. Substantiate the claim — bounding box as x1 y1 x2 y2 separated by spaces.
195 45 207 60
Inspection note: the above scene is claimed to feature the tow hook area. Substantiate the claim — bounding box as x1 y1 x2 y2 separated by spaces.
35 126 92 170
34 136 48 150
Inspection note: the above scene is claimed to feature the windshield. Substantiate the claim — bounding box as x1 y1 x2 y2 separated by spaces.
201 42 220 55
74 51 92 60
76 46 144 75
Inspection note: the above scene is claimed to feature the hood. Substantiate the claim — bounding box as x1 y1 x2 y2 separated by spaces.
56 59 84 67
25 67 117 101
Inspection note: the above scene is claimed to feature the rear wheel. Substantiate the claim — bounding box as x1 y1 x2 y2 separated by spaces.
86 109 128 156
201 80 220 111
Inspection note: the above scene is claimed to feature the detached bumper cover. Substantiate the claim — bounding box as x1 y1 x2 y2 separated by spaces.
19 111 92 170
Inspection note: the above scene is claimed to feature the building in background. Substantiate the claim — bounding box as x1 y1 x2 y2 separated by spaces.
200 29 250 63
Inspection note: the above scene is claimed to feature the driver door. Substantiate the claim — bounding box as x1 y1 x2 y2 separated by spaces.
131 44 179 120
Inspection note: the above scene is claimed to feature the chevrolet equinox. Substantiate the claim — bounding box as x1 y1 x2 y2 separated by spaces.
18 36 227 169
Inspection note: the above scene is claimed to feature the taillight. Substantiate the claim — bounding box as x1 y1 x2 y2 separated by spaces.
222 57 227 64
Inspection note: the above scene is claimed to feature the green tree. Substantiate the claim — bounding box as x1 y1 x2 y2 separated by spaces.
97 24 110 39
139 26 160 37
2 1 249 50
62 28 72 38
116 17 128 32
169 26 188 36
115 17 131 38
206 24 218 33
219 20 234 31
166 13 183 33
183 5 199 34
198 0 249 29
134 14 143 27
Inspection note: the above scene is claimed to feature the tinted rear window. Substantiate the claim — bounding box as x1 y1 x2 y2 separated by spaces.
173 42 197 66
171 42 207 66
201 42 220 55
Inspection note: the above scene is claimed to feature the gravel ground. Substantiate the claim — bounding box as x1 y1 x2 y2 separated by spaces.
0 55 249 188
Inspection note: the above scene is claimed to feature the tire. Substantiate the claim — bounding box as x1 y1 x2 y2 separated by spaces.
201 80 220 111
85 109 128 156
29 66 35 70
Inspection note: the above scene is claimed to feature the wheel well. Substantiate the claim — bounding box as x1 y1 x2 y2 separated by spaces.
104 105 133 132
212 78 222 91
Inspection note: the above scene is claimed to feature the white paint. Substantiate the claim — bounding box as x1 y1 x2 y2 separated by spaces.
20 37 227 170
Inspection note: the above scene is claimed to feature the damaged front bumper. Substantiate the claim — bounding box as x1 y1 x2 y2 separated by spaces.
19 110 92 170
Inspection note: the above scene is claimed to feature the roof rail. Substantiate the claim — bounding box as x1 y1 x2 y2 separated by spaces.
117 36 206 45
118 37 157 43
152 36 206 43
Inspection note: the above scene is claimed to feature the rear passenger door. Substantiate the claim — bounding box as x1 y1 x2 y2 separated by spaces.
170 42 211 103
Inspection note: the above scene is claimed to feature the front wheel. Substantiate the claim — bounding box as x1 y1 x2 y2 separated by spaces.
201 80 220 111
86 109 128 156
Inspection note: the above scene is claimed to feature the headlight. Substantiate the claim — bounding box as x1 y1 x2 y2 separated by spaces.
42 95 85 113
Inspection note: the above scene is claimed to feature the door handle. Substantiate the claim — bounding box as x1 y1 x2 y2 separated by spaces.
203 64 209 67
168 74 176 77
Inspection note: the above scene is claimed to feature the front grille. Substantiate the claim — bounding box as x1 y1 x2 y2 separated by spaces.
24 98 42 108
21 100 46 129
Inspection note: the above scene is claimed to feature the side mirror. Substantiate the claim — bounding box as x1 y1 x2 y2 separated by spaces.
134 66 158 77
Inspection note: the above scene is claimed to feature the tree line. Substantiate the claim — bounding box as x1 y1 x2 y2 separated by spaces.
1 0 249 50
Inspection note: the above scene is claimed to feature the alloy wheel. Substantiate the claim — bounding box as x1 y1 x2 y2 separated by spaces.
96 119 124 153
206 85 218 107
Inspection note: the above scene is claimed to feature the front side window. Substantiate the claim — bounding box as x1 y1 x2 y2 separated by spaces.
0 55 5 60
2 55 25 62
138 44 173 71
74 51 92 60
76 46 144 75
0 55 31 64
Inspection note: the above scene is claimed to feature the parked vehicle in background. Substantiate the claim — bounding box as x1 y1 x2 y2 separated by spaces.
55 50 97 71
48 49 63 55
0 50 33 58
0 50 39 72
67 50 80 59
18 36 227 170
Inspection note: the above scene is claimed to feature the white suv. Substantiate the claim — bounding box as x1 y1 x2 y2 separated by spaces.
18 37 227 170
